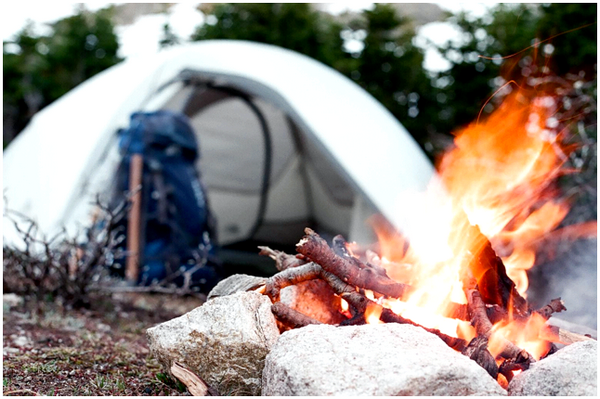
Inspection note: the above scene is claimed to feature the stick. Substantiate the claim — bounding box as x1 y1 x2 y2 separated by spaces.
264 262 322 301
125 153 144 283
379 308 468 352
171 362 219 396
258 246 307 271
540 324 595 345
296 228 411 299
271 302 322 329
536 298 567 320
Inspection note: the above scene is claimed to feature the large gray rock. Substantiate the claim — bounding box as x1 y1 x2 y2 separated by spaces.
508 340 597 396
262 323 506 396
147 291 280 395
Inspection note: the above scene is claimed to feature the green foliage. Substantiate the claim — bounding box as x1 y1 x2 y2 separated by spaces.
432 4 540 136
4 3 595 166
537 3 597 78
156 372 187 392
3 5 122 146
192 3 346 67
351 4 436 149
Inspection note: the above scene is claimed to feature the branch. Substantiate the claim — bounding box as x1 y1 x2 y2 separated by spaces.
296 228 411 299
540 324 595 345
535 298 567 320
264 262 323 301
271 302 322 329
171 362 219 396
258 246 307 271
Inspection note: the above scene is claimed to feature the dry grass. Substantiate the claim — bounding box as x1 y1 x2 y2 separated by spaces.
3 293 204 396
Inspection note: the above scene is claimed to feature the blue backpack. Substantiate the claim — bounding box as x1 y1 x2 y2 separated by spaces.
109 110 221 291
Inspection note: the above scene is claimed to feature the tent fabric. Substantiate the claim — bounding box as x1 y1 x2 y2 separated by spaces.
3 40 434 249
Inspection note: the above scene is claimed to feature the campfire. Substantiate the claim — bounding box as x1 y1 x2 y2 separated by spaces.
148 88 596 395
247 91 594 386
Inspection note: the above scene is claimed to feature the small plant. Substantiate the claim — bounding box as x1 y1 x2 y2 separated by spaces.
22 361 59 374
93 375 107 390
156 372 187 393
3 196 126 309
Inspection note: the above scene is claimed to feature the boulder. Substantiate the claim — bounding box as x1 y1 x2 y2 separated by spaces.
147 291 279 395
262 323 506 396
207 274 267 300
508 340 597 396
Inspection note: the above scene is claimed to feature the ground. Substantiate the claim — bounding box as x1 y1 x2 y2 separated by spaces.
3 293 205 396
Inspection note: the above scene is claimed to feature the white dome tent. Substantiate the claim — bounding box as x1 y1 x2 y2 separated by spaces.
3 40 434 268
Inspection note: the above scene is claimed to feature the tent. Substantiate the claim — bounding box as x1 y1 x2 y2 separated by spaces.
3 40 434 264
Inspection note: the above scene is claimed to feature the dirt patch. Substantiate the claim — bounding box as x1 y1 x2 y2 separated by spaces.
3 293 205 396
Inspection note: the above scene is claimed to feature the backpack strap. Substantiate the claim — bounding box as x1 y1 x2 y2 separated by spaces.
147 158 169 225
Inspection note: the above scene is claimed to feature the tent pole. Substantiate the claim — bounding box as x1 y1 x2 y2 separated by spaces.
125 153 144 284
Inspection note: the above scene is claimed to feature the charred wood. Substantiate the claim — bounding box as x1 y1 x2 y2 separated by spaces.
462 336 498 379
467 288 535 362
339 313 367 326
464 223 529 317
485 304 509 325
498 353 531 384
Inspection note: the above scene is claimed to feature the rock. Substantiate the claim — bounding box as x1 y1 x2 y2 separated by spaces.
508 340 597 396
13 336 31 347
207 274 267 300
3 293 23 309
147 291 280 395
262 323 506 396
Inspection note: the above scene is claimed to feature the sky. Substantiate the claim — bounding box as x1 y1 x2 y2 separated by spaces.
1 2 498 72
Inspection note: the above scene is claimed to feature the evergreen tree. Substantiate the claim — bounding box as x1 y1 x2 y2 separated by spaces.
3 6 121 146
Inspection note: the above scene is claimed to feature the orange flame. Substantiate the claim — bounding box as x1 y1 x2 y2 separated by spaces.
365 86 593 348
488 312 551 360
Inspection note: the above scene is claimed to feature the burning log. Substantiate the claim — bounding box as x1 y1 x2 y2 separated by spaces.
462 336 498 379
259 243 469 352
256 228 595 387
466 288 535 364
466 289 495 339
296 228 411 299
464 223 529 318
